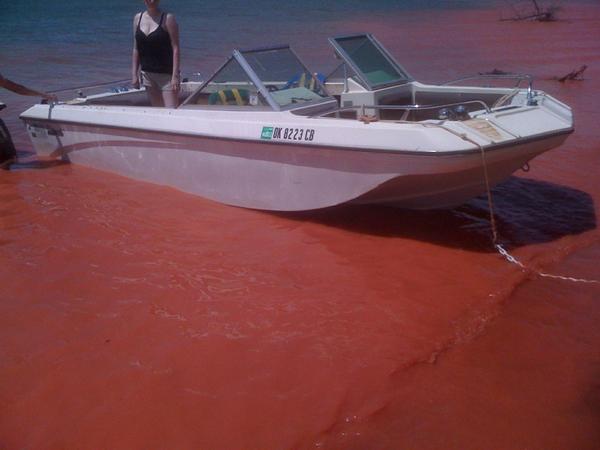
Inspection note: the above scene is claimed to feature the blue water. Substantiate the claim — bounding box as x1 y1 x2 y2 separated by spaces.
0 0 499 91
0 0 502 147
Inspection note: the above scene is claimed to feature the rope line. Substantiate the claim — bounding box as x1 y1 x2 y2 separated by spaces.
478 134 499 245
449 127 600 285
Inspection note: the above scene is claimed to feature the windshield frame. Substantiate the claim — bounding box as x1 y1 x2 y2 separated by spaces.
328 33 413 90
182 44 334 112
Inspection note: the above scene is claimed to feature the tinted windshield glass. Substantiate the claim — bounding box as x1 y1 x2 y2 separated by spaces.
333 35 409 88
184 57 266 107
242 47 329 108
183 47 331 110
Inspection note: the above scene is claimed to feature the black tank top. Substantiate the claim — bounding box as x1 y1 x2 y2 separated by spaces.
135 12 173 74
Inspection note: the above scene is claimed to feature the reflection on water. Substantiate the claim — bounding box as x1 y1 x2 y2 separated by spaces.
459 176 597 247
280 176 596 251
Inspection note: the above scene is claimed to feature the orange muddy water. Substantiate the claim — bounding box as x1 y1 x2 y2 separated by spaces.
1 4 599 449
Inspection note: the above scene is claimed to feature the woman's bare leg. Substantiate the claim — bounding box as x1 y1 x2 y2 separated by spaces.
146 86 164 106
162 89 179 108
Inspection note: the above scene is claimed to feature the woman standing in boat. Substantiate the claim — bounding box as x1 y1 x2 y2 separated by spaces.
131 0 180 107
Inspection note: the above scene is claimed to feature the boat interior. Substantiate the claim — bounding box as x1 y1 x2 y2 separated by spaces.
74 33 535 123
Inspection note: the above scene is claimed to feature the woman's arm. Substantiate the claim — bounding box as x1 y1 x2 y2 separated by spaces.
131 13 141 89
165 13 181 91
0 73 56 101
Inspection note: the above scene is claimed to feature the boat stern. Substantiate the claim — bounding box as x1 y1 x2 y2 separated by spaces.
20 104 66 157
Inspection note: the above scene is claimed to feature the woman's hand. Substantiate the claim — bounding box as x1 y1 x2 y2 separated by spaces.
170 73 180 91
42 92 58 102
131 77 140 89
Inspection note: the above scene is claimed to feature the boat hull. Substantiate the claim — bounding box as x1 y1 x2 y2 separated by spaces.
22 119 570 211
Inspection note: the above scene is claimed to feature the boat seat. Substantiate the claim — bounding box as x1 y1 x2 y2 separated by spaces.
208 88 250 106
284 72 326 91
271 87 323 107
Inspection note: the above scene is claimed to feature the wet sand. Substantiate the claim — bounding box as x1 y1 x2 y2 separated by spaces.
1 4 600 449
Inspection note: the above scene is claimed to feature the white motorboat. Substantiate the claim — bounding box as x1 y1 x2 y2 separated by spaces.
20 34 573 211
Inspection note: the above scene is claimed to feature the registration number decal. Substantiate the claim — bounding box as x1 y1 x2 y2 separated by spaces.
261 126 315 142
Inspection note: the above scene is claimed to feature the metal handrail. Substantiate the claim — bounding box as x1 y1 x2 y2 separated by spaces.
442 73 532 88
316 101 525 139
312 106 506 148
442 74 537 106
312 100 491 119
47 78 131 94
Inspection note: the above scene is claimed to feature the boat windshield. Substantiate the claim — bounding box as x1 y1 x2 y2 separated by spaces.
241 47 329 108
329 34 412 90
182 45 330 111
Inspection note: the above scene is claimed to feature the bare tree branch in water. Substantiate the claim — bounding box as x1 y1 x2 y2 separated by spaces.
556 65 587 82
478 69 513 76
501 0 561 22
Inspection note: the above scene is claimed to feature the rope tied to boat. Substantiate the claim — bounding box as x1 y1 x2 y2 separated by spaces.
477 134 499 246
452 129 600 285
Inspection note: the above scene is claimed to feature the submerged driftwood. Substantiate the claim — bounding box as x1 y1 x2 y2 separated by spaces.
556 65 587 82
479 69 513 76
502 0 560 22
